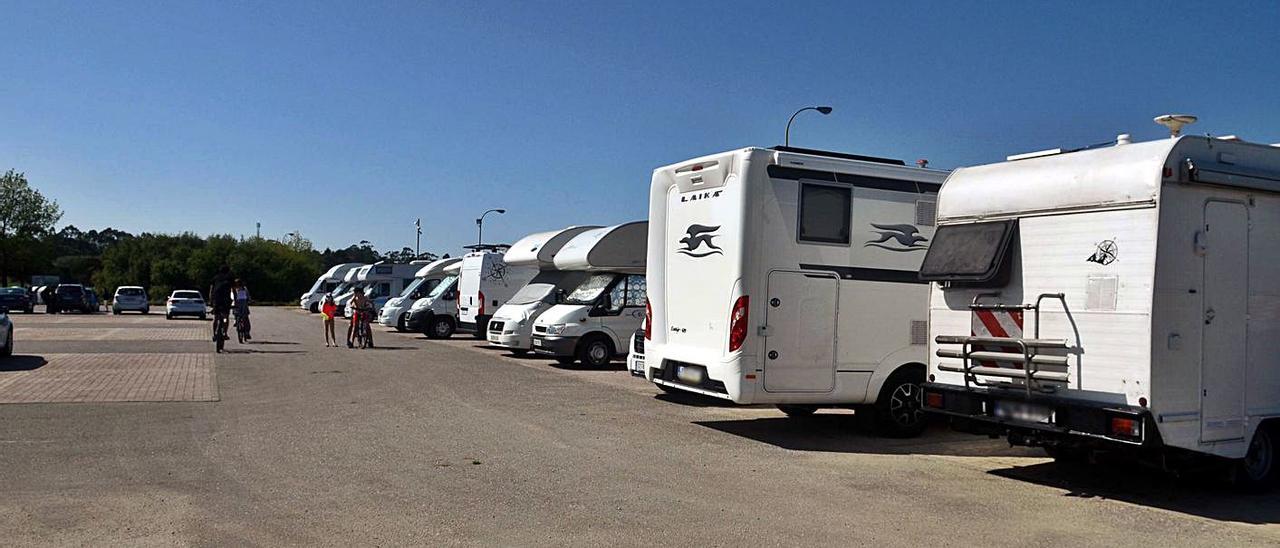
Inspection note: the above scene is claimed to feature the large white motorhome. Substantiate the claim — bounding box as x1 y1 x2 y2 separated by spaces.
341 261 428 318
300 263 364 312
531 221 648 367
456 245 539 338
920 126 1280 487
378 257 462 331
644 146 947 436
486 226 598 353
405 261 464 338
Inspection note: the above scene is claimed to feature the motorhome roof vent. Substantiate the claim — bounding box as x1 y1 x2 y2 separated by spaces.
770 145 906 166
1006 148 1064 162
1116 134 1132 145
1154 114 1197 137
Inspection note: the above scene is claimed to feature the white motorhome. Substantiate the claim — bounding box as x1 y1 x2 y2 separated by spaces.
300 263 364 312
341 261 427 318
405 261 464 338
643 146 947 436
920 127 1280 487
457 245 539 338
332 268 366 314
379 258 462 331
485 226 598 353
531 221 648 367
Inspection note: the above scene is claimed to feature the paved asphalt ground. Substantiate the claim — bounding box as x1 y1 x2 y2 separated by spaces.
1 307 1277 546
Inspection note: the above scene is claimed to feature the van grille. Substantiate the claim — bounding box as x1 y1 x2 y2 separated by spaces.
533 325 547 334
632 329 644 354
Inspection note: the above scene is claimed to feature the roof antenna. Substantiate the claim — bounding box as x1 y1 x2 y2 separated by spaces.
1154 114 1197 138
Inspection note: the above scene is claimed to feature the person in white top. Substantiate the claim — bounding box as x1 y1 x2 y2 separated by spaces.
233 279 251 340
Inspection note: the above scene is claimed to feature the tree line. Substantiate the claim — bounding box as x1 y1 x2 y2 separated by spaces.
0 169 444 303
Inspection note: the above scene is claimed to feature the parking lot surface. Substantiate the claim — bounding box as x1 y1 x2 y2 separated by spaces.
0 307 1276 546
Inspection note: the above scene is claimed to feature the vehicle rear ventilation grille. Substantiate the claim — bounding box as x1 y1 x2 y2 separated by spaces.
911 321 928 345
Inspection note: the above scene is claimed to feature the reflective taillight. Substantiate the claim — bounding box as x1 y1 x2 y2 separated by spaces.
728 295 749 352
644 299 652 340
1109 416 1142 440
478 290 485 317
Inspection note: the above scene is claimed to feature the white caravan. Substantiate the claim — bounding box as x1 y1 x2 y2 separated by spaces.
457 245 539 338
405 261 464 338
379 258 462 331
341 261 427 318
919 127 1280 487
531 221 648 367
643 146 946 436
300 263 364 312
485 226 598 353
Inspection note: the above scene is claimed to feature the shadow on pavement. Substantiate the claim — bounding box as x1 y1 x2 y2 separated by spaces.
655 391 741 408
988 460 1280 524
248 341 299 345
694 415 1029 457
220 349 306 355
0 355 48 372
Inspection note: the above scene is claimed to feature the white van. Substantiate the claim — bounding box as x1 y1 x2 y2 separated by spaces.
485 226 598 353
341 262 427 318
300 263 364 312
405 261 464 338
379 258 462 331
643 146 947 436
531 221 648 367
332 268 365 314
920 128 1280 487
457 245 539 338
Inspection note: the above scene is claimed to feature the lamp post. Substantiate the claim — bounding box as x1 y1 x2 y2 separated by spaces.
414 218 422 258
784 105 833 147
476 208 505 246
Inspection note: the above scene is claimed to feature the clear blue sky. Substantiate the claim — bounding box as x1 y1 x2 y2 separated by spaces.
2 1 1277 256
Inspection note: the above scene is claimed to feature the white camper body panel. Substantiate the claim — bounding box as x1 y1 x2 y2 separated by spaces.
645 147 947 405
300 262 364 311
486 226 599 351
457 250 539 333
552 222 648 274
379 258 461 328
926 136 1280 461
343 262 427 317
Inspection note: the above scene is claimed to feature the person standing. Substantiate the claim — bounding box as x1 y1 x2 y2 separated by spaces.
232 279 251 340
321 294 338 347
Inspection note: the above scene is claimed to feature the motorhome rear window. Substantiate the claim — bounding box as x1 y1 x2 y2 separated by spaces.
798 183 851 244
919 220 1016 283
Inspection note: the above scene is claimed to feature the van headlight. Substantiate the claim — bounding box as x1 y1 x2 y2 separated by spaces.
545 323 568 335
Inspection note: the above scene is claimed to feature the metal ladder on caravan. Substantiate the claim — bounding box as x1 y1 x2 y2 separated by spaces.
934 293 1072 396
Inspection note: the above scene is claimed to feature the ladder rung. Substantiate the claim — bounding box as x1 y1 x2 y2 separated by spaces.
937 363 1070 382
934 335 1068 348
935 349 1070 367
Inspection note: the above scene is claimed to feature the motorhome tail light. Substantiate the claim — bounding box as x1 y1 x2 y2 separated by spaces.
477 290 485 317
925 392 944 409
644 299 652 340
1109 416 1142 440
728 295 749 352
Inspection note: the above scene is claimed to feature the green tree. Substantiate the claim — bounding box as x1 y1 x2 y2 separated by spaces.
0 169 63 284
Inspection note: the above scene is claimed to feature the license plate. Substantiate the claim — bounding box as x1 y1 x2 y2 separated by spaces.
993 401 1053 424
533 339 544 347
675 364 705 385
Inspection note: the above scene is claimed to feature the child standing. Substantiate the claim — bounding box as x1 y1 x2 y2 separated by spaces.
321 294 338 347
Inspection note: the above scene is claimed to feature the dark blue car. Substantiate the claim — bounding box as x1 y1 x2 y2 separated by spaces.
0 287 33 314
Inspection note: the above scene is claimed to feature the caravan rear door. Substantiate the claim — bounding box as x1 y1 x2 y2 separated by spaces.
1200 200 1249 443
763 270 838 392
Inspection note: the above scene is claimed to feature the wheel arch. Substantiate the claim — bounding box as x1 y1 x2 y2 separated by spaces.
866 361 927 403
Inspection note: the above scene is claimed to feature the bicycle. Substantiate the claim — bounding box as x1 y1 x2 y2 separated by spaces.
212 310 229 353
234 311 250 344
352 307 375 349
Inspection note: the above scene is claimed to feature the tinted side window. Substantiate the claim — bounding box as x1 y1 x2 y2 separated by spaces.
798 183 851 244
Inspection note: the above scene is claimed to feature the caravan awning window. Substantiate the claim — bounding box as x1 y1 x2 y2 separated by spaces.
919 220 1016 284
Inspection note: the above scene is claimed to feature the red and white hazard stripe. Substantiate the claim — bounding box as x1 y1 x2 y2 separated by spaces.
971 309 1024 368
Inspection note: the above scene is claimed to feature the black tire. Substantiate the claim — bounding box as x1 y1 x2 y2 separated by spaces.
577 335 614 368
395 314 407 332
426 316 455 339
309 302 320 313
870 369 928 438
554 356 577 365
777 404 819 418
1234 425 1278 492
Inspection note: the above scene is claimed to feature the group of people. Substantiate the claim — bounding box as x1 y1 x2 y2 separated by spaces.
209 265 252 348
319 286 376 348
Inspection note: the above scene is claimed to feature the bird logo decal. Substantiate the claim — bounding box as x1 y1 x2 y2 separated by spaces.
864 223 929 252
677 224 723 258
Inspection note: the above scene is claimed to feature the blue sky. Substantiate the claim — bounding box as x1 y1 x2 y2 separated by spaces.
2 1 1277 255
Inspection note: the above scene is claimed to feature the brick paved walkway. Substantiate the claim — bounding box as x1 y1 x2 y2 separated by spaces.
0 353 217 403
15 327 208 341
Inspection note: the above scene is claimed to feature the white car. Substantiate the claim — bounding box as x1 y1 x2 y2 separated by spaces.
112 286 150 314
165 290 207 320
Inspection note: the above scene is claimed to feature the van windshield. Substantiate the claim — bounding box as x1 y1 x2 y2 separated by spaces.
427 276 457 299
330 282 350 295
508 271 577 306
561 273 619 305
400 277 427 298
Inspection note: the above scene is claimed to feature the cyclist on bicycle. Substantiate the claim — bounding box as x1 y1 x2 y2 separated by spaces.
209 265 234 349
347 287 375 348
232 278 251 341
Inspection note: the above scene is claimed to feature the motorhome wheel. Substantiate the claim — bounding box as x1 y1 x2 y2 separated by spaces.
1235 425 1278 491
395 313 407 332
309 302 319 313
427 317 455 339
578 336 613 367
872 369 927 438
777 405 818 418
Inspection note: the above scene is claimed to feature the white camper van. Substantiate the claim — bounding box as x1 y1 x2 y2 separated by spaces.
341 262 427 318
332 268 366 315
300 263 364 312
643 146 947 436
379 258 462 331
531 221 648 367
486 226 598 353
405 261 464 338
920 128 1280 487
457 245 539 338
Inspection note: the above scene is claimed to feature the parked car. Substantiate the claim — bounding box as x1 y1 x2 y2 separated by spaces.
0 287 34 314
0 306 12 357
53 284 94 314
83 287 101 312
112 286 150 314
166 290 207 320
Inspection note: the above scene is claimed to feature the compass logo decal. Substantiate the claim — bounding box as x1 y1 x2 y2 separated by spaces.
1087 239 1118 265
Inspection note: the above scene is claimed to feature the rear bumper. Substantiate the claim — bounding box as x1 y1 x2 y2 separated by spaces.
531 334 577 357
113 302 148 311
923 383 1157 448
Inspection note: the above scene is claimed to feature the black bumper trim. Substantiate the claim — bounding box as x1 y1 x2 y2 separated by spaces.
531 334 578 357
405 309 434 331
923 383 1156 447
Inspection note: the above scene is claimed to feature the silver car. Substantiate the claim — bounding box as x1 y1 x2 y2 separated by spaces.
165 290 206 320
112 286 150 314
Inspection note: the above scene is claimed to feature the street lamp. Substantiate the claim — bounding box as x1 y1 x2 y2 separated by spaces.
476 208 506 246
784 105 833 147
